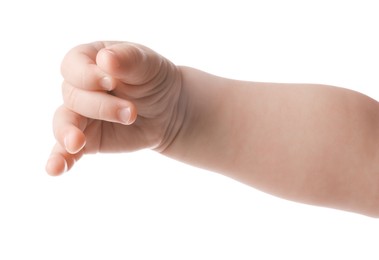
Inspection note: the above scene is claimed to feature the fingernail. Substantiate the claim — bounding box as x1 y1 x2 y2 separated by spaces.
118 107 131 125
100 76 113 91
64 135 76 154
64 134 85 154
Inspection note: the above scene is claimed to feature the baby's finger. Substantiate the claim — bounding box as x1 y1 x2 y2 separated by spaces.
53 105 87 155
46 142 83 176
96 42 164 86
61 42 118 91
62 81 137 125
48 106 87 176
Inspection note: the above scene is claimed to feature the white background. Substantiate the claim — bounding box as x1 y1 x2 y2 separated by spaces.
1 0 379 259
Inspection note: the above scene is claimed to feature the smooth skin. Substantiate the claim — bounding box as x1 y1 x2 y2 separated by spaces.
46 41 379 217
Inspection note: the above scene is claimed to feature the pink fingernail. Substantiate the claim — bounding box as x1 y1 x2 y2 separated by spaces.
100 76 113 91
64 136 71 152
118 107 131 125
64 134 85 154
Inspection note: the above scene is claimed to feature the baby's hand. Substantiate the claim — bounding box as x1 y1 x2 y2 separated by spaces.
46 41 184 175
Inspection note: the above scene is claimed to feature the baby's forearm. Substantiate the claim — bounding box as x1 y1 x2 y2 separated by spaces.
163 66 379 217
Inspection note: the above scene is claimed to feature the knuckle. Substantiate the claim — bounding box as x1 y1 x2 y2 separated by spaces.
60 55 70 78
60 45 82 77
60 43 100 90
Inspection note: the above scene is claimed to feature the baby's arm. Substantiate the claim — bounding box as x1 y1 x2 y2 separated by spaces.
162 67 379 217
47 42 379 217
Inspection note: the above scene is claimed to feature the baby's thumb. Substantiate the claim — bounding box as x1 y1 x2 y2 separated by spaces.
96 43 162 86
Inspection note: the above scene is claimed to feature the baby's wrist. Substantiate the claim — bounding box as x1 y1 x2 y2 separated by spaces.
153 66 188 153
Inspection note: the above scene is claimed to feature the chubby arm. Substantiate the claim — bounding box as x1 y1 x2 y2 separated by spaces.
163 67 379 217
47 41 379 217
